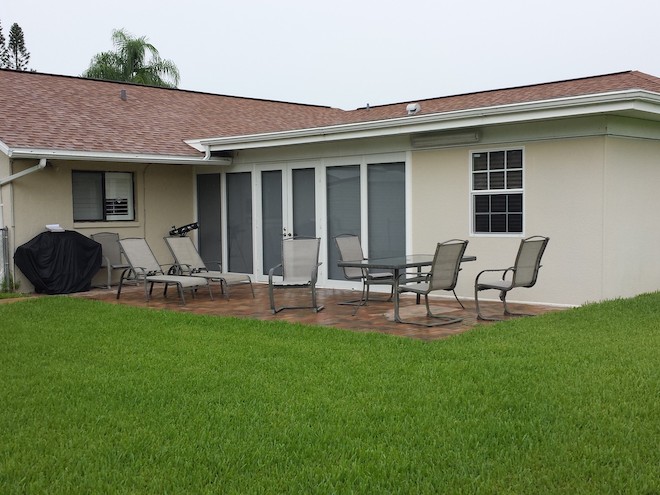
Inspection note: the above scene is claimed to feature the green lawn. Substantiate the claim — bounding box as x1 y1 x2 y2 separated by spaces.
1 294 658 494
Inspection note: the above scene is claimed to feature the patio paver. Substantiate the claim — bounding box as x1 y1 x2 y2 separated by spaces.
73 283 562 341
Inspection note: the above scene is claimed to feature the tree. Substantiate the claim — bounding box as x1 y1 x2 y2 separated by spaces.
6 22 30 70
0 21 9 68
82 29 180 88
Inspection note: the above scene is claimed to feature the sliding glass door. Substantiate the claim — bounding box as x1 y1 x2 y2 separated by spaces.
327 161 405 281
226 172 253 273
196 158 405 287
260 166 317 278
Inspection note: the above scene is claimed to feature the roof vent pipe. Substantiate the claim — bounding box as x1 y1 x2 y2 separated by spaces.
406 103 421 115
120 89 127 101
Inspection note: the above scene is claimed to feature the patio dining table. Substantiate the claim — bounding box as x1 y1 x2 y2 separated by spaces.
338 254 476 323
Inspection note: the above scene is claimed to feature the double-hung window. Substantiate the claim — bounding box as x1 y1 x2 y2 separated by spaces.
471 149 523 234
72 171 135 222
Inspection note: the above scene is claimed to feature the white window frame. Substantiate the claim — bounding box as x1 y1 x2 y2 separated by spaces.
469 148 524 236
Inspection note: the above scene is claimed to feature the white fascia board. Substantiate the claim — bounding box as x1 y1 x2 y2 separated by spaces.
187 90 660 152
3 147 232 166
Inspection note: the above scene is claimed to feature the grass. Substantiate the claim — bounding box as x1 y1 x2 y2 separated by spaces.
0 294 659 494
0 292 27 300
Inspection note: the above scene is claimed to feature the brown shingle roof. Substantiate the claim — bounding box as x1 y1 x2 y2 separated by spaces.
342 70 660 123
0 70 347 157
2 69 660 158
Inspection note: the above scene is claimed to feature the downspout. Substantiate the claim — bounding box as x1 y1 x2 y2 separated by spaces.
0 158 47 287
0 158 48 187
0 158 48 229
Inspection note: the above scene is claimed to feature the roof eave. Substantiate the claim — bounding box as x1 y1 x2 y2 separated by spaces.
188 90 660 152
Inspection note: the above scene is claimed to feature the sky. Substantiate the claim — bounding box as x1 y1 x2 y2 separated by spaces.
4 0 660 110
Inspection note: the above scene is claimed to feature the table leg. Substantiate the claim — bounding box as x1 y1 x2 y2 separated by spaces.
393 268 403 323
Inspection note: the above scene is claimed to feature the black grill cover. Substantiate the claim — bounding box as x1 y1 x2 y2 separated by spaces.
14 230 102 294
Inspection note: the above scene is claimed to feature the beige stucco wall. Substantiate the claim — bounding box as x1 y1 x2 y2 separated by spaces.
410 135 660 306
602 137 660 299
5 119 660 305
6 159 194 291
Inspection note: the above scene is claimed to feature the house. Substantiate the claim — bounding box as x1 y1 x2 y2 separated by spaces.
2 68 660 306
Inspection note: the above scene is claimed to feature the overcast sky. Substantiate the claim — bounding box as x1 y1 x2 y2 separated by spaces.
4 0 660 110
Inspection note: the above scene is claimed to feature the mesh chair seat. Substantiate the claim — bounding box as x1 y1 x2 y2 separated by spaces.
91 232 130 289
395 239 468 326
117 238 212 305
164 236 253 299
474 236 549 320
334 234 395 314
268 237 324 313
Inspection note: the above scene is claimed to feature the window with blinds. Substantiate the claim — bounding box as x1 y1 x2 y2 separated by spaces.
471 149 523 234
72 171 135 222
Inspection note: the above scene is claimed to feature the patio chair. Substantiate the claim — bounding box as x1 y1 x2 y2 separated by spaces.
164 236 254 299
394 239 468 326
474 235 550 321
334 234 395 315
117 237 212 305
90 232 129 289
268 237 324 314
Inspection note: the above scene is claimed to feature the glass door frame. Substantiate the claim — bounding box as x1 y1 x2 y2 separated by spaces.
254 161 322 283
197 152 410 290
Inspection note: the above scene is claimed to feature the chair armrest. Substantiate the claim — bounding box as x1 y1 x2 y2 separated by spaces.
310 262 322 284
169 263 193 275
475 267 514 285
268 264 283 283
131 266 149 278
397 270 430 284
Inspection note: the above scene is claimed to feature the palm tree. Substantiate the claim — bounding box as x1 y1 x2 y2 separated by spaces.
83 29 180 88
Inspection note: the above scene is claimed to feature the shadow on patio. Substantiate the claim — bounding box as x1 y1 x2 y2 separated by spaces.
75 283 561 341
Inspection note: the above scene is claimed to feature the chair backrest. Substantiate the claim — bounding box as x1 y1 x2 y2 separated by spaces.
428 239 469 291
511 236 550 288
164 236 207 272
334 234 365 280
118 238 163 276
91 232 122 267
282 237 321 284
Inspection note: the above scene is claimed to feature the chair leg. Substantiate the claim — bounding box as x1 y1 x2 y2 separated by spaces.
475 286 494 321
396 293 462 327
116 276 124 299
311 284 324 313
351 283 368 316
220 280 229 299
269 282 278 314
116 268 133 299
452 289 465 309
475 287 518 321
502 291 533 317
338 279 366 307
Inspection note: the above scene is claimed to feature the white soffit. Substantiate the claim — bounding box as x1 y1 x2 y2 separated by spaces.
186 90 660 152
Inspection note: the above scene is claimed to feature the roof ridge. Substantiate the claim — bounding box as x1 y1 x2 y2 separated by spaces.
0 68 341 110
